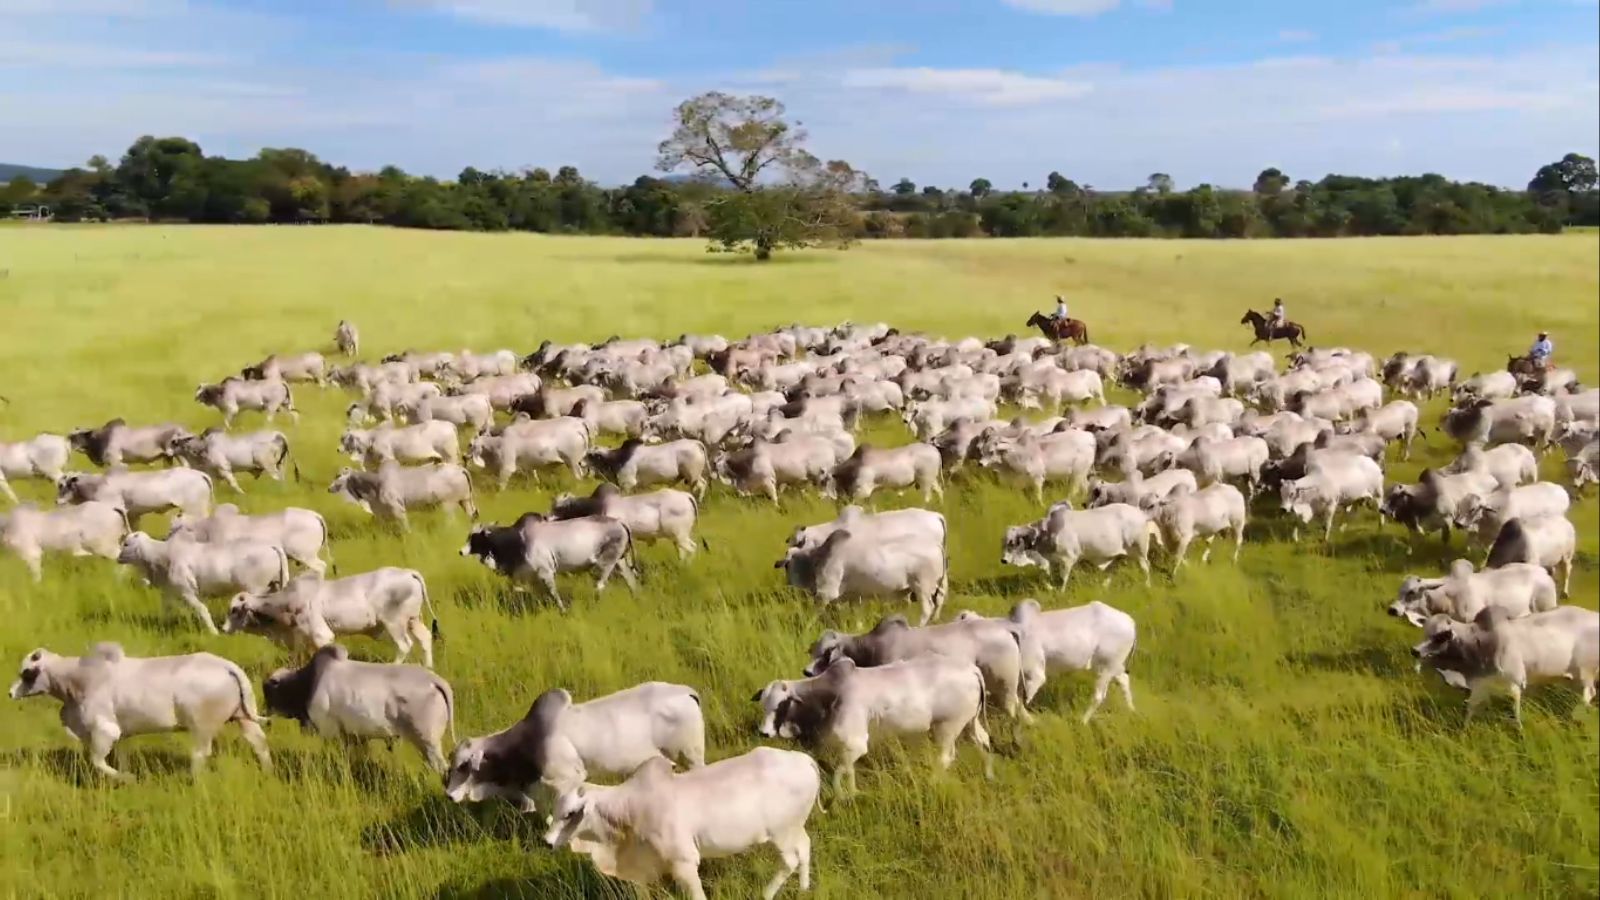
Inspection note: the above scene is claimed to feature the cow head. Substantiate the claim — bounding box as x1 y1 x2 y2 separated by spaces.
1451 494 1490 530
8 648 59 700
338 430 373 460
1387 575 1440 626
1001 524 1045 568
1278 480 1315 524
194 382 226 406
803 630 845 677
221 590 296 636
751 679 803 739
263 644 347 726
115 532 158 566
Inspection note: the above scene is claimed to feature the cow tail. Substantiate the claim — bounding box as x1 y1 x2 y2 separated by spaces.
415 570 441 641
316 512 336 575
226 661 265 724
808 753 827 816
271 545 290 590
461 467 479 521
434 677 457 745
622 521 638 571
685 492 711 552
279 434 302 482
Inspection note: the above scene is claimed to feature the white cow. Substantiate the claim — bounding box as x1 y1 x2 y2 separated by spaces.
1001 502 1159 587
957 598 1136 722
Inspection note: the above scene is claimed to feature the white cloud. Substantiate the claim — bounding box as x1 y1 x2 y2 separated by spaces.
393 0 651 31
0 39 224 68
0 0 186 14
1001 0 1123 17
841 67 1091 107
1277 29 1317 43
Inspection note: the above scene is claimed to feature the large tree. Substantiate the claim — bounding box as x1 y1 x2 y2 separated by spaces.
1529 153 1598 196
657 92 865 259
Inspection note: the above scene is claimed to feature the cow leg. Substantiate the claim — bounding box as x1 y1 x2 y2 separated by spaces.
1082 669 1115 724
1322 509 1337 544
1464 685 1492 724
1232 522 1245 563
22 550 43 583
407 618 435 668
1114 671 1135 711
217 467 245 494
674 528 696 561
537 570 566 612
188 724 218 776
1057 556 1078 590
668 860 708 900
1507 682 1525 731
1200 536 1214 564
1172 536 1191 571
1559 556 1573 598
763 830 808 900
838 742 866 796
1136 546 1152 586
236 718 272 771
0 480 16 503
179 589 219 634
615 555 640 593
385 619 415 664
87 724 127 781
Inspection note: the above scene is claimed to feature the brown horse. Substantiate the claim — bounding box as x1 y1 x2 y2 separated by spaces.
1240 310 1306 347
1026 312 1089 345
1505 354 1548 377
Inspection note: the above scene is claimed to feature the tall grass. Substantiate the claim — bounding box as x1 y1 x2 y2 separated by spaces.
0 228 1596 899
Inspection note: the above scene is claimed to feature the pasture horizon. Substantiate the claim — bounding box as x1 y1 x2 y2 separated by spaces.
0 227 1596 899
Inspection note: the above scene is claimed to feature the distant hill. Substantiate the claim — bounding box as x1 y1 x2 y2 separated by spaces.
0 163 65 184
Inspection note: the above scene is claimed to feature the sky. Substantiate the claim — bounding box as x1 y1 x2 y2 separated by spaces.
2 0 1597 189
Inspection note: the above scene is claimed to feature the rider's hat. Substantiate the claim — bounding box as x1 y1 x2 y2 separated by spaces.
1538 331 1549 338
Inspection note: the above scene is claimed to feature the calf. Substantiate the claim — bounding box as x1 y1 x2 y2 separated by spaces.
787 505 945 554
171 429 296 493
0 433 71 502
1389 559 1558 626
460 514 636 611
0 501 126 581
1412 607 1597 725
223 568 436 666
341 420 459 469
1341 400 1422 459
1484 516 1577 598
718 435 845 503
328 463 476 529
1452 482 1569 547
195 377 296 426
754 656 989 795
242 351 326 385
398 393 494 432
1439 443 1537 490
1441 396 1556 448
468 417 590 488
830 443 943 502
56 469 212 528
348 380 442 424
777 529 948 624
117 531 288 633
587 439 709 498
8 643 270 779
1143 482 1247 568
1002 502 1159 588
263 644 454 773
68 419 191 468
978 429 1093 503
804 613 1031 721
1278 455 1384 543
551 484 700 560
1085 469 1196 509
446 682 705 809
169 503 331 576
334 320 359 357
956 599 1136 722
544 748 820 900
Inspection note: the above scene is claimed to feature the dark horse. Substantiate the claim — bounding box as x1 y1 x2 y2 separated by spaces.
1240 310 1306 347
1026 312 1089 345
1505 354 1548 377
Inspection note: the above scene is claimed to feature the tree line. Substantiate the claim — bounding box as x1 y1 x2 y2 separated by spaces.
4 96 1595 253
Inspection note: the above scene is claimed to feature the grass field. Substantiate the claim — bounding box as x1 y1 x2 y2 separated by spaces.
1 227 1597 900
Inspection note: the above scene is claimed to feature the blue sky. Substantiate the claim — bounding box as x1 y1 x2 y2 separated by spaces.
2 0 1596 188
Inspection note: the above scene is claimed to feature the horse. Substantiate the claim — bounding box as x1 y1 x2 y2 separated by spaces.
1240 310 1306 347
1025 312 1089 346
1505 354 1548 377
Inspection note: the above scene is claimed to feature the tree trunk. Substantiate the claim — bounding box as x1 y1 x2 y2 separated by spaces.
754 239 772 261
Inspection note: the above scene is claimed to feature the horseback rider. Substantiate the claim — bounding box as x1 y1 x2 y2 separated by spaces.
1052 294 1069 324
1269 298 1286 328
1529 331 1554 369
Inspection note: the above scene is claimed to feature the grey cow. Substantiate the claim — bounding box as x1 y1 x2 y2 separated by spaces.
329 463 477 529
195 377 297 426
0 433 71 502
1 501 127 581
461 514 637 611
169 503 332 576
118 531 289 633
171 428 297 493
224 567 436 666
263 644 455 773
9 642 272 779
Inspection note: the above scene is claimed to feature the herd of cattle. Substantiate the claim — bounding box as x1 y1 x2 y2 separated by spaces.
3 317 1598 898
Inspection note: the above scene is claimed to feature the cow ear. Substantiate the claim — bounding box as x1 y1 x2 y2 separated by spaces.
750 688 764 702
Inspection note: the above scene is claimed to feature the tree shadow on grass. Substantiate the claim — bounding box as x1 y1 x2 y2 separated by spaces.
433 867 630 900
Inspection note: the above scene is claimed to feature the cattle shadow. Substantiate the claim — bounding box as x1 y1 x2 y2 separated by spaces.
432 865 628 900
958 572 1041 598
2 744 193 786
1285 644 1409 678
363 795 539 854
